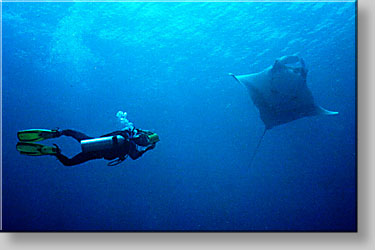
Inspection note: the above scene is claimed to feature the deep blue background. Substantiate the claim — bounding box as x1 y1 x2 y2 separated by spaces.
2 1 356 231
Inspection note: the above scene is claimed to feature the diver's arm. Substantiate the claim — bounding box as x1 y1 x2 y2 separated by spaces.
128 143 156 160
129 149 142 160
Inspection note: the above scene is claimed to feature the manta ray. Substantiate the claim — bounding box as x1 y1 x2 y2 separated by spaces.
229 55 338 165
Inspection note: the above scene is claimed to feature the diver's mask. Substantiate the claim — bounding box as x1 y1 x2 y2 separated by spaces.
133 130 159 146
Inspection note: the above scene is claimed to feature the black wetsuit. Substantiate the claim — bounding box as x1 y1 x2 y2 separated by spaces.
55 129 150 166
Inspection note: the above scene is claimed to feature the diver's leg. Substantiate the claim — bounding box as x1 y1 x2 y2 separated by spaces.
61 129 93 142
55 152 101 166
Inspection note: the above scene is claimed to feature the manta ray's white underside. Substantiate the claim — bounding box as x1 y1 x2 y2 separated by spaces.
230 55 338 129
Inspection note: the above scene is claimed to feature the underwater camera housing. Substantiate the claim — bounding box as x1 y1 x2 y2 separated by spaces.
134 130 160 146
147 133 160 144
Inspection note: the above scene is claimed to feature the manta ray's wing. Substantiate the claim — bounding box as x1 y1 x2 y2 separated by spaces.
230 56 338 129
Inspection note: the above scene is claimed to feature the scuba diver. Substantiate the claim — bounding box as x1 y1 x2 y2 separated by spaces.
16 128 159 166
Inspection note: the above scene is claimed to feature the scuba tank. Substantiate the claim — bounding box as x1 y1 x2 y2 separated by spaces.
81 135 126 153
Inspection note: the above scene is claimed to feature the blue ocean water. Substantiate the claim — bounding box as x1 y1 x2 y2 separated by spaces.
2 1 356 231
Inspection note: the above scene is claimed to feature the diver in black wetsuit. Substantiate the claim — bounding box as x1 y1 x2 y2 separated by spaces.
54 128 158 166
16 127 159 166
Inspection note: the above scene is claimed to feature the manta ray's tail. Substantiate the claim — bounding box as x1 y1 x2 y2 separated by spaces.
249 128 267 167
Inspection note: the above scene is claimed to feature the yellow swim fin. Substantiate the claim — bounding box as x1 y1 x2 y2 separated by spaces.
17 129 60 142
16 142 58 156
